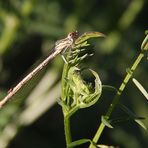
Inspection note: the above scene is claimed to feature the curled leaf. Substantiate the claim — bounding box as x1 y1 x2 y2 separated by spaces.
66 67 102 109
79 69 102 108
61 31 104 116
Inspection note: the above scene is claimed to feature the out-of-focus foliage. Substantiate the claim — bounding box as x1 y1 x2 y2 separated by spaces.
0 0 147 148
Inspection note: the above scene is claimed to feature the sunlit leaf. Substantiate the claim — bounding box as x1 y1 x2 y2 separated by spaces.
101 116 113 128
97 144 116 148
75 32 106 45
141 33 148 51
135 119 147 130
68 139 92 148
132 78 148 101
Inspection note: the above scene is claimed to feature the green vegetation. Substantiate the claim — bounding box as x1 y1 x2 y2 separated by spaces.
0 0 147 148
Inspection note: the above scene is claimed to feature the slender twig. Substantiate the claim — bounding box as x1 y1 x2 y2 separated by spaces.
0 31 78 108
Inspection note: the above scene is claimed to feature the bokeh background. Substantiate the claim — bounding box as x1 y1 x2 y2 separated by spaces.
0 0 148 148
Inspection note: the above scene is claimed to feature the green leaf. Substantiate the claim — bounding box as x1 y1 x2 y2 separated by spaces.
132 78 148 101
68 139 92 148
73 41 90 49
101 116 113 128
79 69 102 108
110 116 144 124
119 103 137 118
89 69 102 94
119 103 146 130
97 144 116 148
75 32 106 45
102 85 118 93
135 119 147 130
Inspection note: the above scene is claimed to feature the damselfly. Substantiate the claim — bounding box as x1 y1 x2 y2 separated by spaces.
0 31 78 108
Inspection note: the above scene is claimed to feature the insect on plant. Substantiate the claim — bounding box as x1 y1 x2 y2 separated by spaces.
0 31 79 108
1 30 146 148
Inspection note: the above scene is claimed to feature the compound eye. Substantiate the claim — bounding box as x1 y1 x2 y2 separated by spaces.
71 32 75 36
72 31 78 37
70 33 73 36
68 32 73 37
68 31 78 39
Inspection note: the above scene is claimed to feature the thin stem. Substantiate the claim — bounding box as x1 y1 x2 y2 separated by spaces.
89 51 145 147
64 116 72 147
61 52 72 147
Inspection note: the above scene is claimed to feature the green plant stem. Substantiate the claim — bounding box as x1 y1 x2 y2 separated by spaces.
89 51 145 148
64 115 72 147
61 52 72 147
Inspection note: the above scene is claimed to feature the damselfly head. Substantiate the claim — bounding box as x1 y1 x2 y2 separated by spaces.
68 31 78 40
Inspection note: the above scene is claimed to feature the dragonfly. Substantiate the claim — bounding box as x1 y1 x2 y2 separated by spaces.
0 31 78 108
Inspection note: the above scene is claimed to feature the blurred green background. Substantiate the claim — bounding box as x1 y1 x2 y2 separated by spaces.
0 0 148 148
